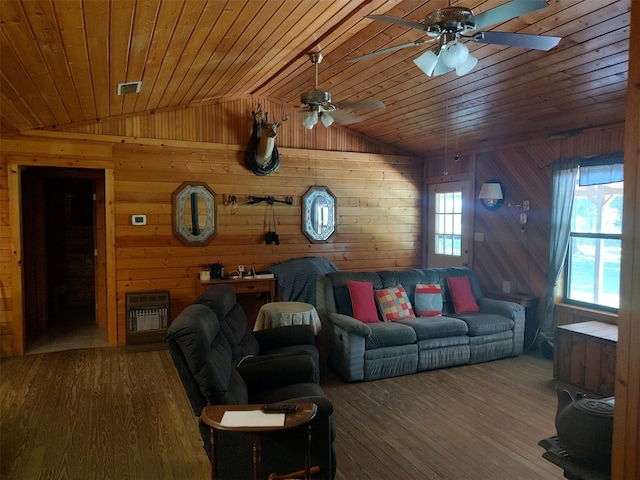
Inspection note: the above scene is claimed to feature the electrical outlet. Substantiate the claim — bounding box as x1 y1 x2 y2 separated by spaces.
238 265 245 274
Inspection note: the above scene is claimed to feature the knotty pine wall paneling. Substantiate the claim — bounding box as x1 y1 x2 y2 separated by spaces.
0 117 421 355
112 142 423 343
0 97 625 356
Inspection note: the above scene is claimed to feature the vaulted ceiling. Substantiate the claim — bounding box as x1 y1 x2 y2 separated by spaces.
0 0 630 156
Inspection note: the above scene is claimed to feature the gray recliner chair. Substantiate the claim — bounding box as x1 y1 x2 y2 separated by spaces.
165 284 337 480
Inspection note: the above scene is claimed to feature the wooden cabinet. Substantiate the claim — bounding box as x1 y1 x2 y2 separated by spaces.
554 321 617 397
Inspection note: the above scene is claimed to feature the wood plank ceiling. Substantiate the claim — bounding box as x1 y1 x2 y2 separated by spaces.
0 0 630 156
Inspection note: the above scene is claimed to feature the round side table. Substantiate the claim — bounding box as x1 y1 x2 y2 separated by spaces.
254 302 322 334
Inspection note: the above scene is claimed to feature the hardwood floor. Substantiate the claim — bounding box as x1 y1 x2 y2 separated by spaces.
322 354 566 480
1 348 566 479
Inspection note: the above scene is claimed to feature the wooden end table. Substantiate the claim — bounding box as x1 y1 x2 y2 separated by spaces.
200 403 317 480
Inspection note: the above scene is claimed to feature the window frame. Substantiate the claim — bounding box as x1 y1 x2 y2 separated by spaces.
562 181 623 313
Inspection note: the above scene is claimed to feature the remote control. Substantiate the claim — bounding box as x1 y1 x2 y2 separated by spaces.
261 404 298 413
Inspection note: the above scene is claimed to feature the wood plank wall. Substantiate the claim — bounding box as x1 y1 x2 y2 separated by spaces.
427 126 625 331
0 97 625 356
0 98 421 355
54 97 404 156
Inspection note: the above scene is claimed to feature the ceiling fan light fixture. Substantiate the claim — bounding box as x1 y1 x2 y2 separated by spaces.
320 112 334 127
302 110 319 129
455 53 478 76
413 49 440 77
442 40 469 68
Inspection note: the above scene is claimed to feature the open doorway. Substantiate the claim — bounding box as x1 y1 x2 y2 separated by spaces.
21 167 108 354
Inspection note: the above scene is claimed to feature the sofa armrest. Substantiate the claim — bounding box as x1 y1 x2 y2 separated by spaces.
478 297 525 355
478 297 523 319
238 353 318 395
254 325 316 351
328 313 372 337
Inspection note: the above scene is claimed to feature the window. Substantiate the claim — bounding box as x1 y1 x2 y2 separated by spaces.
565 173 623 311
434 190 462 256
427 181 472 268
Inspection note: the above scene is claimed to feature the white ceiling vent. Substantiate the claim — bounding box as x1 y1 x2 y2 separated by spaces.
117 81 142 95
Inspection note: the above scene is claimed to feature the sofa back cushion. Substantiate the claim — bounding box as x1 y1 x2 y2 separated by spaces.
196 284 260 361
219 304 261 361
195 284 237 318
166 303 249 414
325 271 383 316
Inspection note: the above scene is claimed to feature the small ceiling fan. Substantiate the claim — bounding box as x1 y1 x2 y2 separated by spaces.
348 0 561 77
299 52 384 129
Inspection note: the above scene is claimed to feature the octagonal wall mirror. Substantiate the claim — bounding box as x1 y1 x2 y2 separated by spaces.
302 186 336 243
172 181 218 246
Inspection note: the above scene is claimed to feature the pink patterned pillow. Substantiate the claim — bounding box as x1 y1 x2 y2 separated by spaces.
374 285 415 321
347 280 380 323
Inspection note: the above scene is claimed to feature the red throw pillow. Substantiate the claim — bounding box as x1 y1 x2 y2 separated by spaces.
347 280 379 323
446 276 480 314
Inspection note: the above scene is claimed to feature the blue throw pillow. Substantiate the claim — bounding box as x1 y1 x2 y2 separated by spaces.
414 284 443 317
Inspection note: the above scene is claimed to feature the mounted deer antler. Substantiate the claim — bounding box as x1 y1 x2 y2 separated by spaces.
245 104 288 176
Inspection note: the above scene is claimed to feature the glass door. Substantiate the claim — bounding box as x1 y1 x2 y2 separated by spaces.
427 181 473 267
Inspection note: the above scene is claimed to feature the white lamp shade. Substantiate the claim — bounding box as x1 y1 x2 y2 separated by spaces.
413 50 439 77
302 110 318 130
455 53 478 76
320 112 334 127
478 182 504 200
442 41 469 68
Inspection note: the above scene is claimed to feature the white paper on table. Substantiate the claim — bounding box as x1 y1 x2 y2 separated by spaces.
220 410 285 427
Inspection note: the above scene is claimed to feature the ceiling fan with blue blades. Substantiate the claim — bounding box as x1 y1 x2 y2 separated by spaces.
348 0 561 77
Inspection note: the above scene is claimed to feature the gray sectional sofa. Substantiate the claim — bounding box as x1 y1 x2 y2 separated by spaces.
315 267 525 382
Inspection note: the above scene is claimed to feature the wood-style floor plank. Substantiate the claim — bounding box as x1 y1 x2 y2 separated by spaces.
1 348 568 479
321 353 567 480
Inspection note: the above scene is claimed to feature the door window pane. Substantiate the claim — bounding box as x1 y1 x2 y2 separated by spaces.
434 191 462 256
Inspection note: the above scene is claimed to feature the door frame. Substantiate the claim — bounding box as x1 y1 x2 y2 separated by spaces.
9 160 116 355
423 175 475 268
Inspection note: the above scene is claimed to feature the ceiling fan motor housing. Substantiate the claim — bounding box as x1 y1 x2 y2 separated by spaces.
424 7 474 35
301 89 332 106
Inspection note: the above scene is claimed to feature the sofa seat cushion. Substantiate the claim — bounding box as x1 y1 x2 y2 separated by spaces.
398 316 468 340
363 344 418 380
449 313 514 336
468 330 513 346
417 335 470 349
365 322 417 349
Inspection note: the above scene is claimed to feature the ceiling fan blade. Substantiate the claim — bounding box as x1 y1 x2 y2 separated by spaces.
470 31 561 50
327 110 364 125
348 40 426 63
471 0 549 31
334 100 385 111
365 14 428 31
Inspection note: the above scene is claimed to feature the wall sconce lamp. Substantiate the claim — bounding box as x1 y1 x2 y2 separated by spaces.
478 181 504 210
